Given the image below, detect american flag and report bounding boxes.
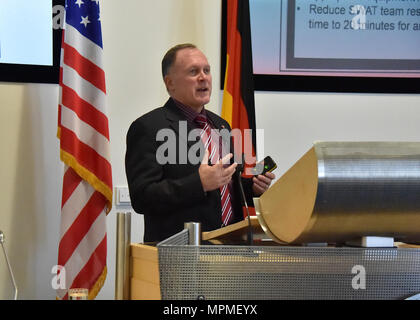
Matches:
[57,0,112,300]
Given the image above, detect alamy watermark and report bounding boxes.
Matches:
[51,265,66,290]
[351,5,367,30]
[155,121,265,175]
[53,5,65,30]
[351,265,366,290]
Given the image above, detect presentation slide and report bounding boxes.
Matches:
[0,0,52,66]
[250,0,420,77]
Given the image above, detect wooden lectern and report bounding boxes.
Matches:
[130,243,161,300]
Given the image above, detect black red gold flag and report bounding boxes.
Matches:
[221,0,257,177]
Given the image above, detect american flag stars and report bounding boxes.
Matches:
[74,0,99,7]
[73,0,100,27]
[75,0,84,8]
[80,16,90,27]
[66,0,103,47]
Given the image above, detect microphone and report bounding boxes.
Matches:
[0,231,18,300]
[235,154,253,245]
[234,155,276,245]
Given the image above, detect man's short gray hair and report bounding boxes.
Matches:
[161,43,197,79]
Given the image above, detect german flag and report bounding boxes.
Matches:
[221,0,256,177]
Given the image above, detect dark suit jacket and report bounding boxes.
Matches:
[125,98,253,242]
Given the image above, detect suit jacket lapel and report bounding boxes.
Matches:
[163,98,200,151]
[206,111,225,130]
[164,98,192,129]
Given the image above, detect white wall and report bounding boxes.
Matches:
[0,83,62,299]
[0,0,419,300]
[256,92,420,179]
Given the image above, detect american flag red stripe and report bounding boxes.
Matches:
[62,42,106,92]
[57,0,112,300]
[61,83,110,139]
[59,126,112,190]
[58,191,106,263]
[61,166,83,206]
[70,236,107,295]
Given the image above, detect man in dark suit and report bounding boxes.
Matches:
[125,44,274,242]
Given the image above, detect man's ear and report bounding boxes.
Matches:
[164,75,174,93]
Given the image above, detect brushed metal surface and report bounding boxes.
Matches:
[115,212,131,300]
[300,142,420,243]
[257,142,420,244]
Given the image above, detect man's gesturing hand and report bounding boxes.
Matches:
[199,150,237,192]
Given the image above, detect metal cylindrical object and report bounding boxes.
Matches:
[258,142,420,244]
[184,222,201,245]
[115,212,131,300]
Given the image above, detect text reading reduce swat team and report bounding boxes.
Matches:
[309,5,420,16]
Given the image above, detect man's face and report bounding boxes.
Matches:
[165,48,212,111]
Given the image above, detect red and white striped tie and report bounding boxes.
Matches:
[195,114,233,226]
